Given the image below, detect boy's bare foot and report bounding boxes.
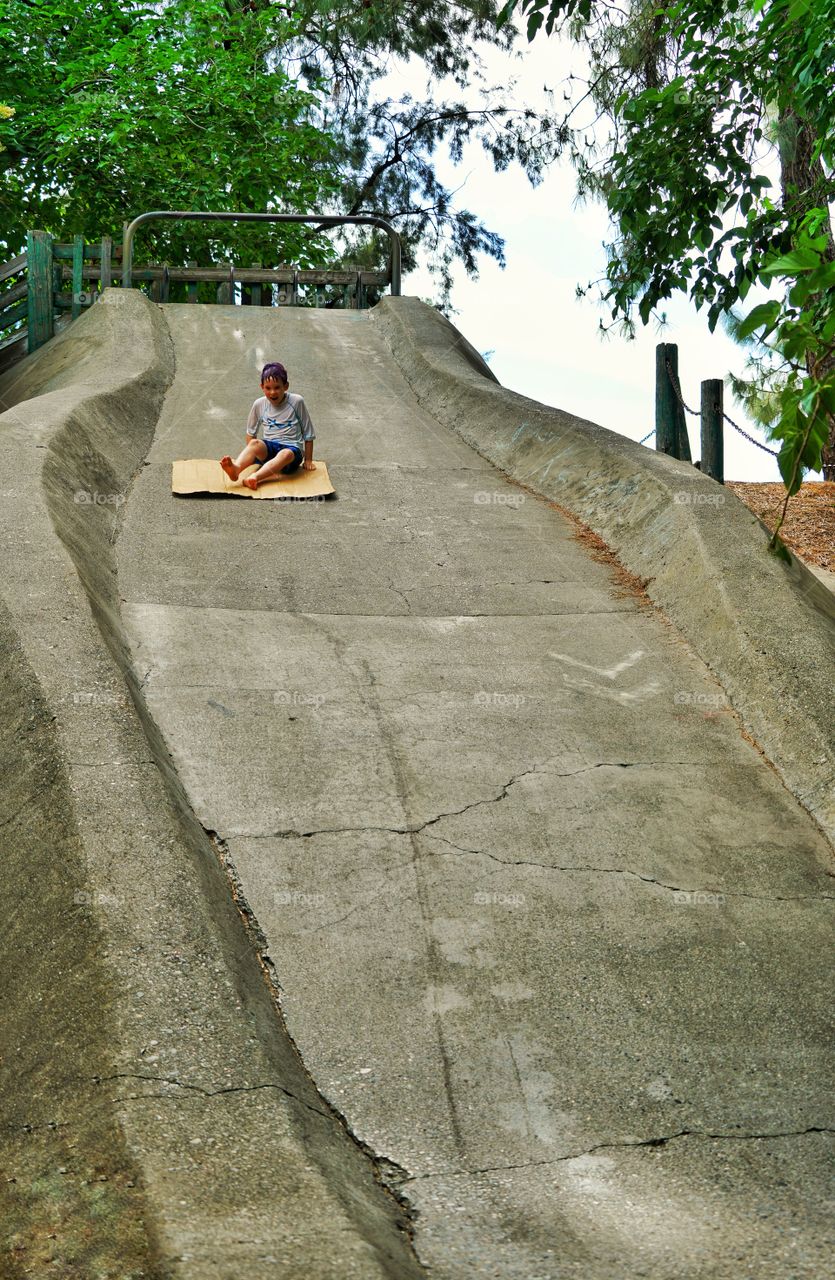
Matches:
[220,455,240,481]
[242,474,259,491]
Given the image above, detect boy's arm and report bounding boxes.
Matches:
[298,396,316,469]
[245,400,261,441]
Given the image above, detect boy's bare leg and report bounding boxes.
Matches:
[221,439,267,481]
[242,448,297,490]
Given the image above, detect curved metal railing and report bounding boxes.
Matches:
[122,210,401,294]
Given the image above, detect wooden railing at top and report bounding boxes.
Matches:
[0,230,390,372]
[0,249,30,371]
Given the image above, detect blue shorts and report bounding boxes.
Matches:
[262,440,303,472]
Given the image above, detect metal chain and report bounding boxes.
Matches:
[665,359,700,417]
[721,409,779,457]
[638,428,654,445]
[665,357,779,458]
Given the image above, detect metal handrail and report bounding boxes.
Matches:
[122,211,402,294]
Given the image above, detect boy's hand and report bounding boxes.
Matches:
[303,459,316,471]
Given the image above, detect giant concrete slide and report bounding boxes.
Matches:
[0,289,833,1279]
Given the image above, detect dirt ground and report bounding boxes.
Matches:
[726,481,834,571]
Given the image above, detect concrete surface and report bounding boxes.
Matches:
[808,562,835,598]
[372,298,835,847]
[0,294,423,1280]
[109,301,835,1277]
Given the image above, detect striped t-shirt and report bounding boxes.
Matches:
[246,392,315,452]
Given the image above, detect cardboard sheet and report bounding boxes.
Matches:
[172,459,334,499]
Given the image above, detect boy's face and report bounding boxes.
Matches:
[262,377,288,404]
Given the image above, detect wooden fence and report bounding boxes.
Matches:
[654,342,779,483]
[0,230,389,372]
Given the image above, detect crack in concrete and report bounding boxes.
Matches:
[303,886,393,935]
[420,833,835,902]
[199,825,423,1241]
[219,758,832,902]
[230,762,549,841]
[401,1126,835,1183]
[226,761,710,842]
[89,1072,331,1118]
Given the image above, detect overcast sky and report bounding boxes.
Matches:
[379,34,801,483]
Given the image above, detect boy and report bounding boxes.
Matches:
[220,361,316,490]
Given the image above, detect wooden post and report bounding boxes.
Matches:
[216,263,233,304]
[71,235,85,317]
[655,344,678,456]
[248,263,262,307]
[186,261,197,303]
[700,379,724,484]
[100,236,112,290]
[26,230,54,352]
[121,221,129,288]
[655,343,692,461]
[160,265,170,304]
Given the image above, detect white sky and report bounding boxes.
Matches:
[377,33,806,482]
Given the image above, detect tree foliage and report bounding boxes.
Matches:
[498,0,835,485]
[0,0,341,267]
[286,0,565,297]
[0,0,563,298]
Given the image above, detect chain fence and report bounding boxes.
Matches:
[664,358,779,458]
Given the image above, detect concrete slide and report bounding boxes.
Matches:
[0,289,833,1279]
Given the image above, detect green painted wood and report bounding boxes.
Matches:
[0,252,27,283]
[71,235,84,317]
[54,242,108,258]
[700,379,724,484]
[0,299,28,328]
[100,236,112,289]
[0,280,28,310]
[26,230,54,353]
[655,343,691,459]
[186,261,198,303]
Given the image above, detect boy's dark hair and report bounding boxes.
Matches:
[261,361,288,384]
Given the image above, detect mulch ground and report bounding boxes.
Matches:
[726,481,835,571]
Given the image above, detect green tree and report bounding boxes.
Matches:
[287,0,564,298]
[0,0,563,300]
[498,0,835,488]
[0,0,341,267]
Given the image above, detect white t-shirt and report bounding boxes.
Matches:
[246,392,315,451]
